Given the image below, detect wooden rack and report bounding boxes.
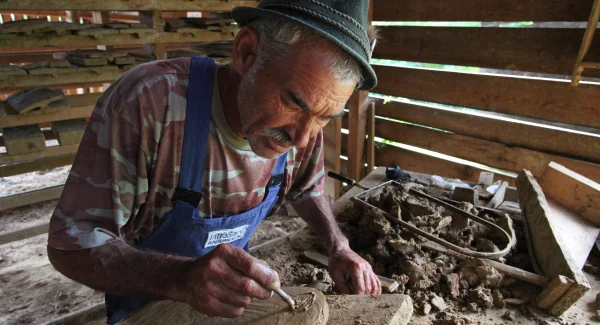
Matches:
[0,1,253,181]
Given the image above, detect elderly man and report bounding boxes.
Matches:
[47,0,380,323]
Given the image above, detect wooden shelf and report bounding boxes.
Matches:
[1,93,99,128]
[0,30,236,50]
[0,69,123,90]
[0,0,257,11]
[0,143,79,165]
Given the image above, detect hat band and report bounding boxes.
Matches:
[259,1,372,59]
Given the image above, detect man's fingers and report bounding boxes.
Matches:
[218,244,280,290]
[208,281,252,308]
[362,271,372,294]
[330,271,351,294]
[219,265,272,300]
[351,270,366,294]
[370,274,381,295]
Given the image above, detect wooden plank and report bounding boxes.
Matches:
[0,185,63,212]
[373,68,600,131]
[0,153,75,177]
[372,0,595,21]
[375,119,600,183]
[0,221,49,245]
[0,0,258,11]
[0,144,79,164]
[0,30,236,50]
[0,93,98,128]
[374,27,600,78]
[516,170,591,315]
[0,69,123,89]
[347,91,369,181]
[539,162,600,227]
[374,98,600,163]
[571,0,600,85]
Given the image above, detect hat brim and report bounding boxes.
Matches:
[232,6,377,90]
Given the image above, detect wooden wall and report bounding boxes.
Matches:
[353,0,600,186]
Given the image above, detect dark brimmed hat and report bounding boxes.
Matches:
[232,0,377,90]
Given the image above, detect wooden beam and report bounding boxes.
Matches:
[0,0,258,11]
[0,221,49,245]
[0,153,75,177]
[0,185,63,212]
[373,65,600,130]
[347,91,369,181]
[571,0,600,85]
[0,144,79,165]
[516,170,591,315]
[372,0,595,22]
[0,30,236,50]
[375,119,600,183]
[374,99,600,164]
[374,27,600,78]
[539,162,600,227]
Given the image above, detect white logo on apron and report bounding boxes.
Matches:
[205,225,249,248]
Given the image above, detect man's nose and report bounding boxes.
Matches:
[285,116,313,149]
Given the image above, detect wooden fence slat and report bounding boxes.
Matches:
[375,100,600,164]
[372,0,595,22]
[340,134,515,185]
[373,65,600,129]
[374,27,600,78]
[375,119,600,183]
[0,222,49,245]
[323,119,342,200]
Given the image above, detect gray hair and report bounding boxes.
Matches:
[247,18,364,87]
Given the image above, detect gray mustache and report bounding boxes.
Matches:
[261,128,294,147]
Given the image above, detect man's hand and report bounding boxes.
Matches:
[328,247,381,295]
[175,244,280,318]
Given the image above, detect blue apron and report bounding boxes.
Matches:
[105,56,288,324]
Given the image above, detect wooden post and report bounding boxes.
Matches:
[140,10,167,60]
[366,102,376,172]
[346,0,373,181]
[347,90,369,181]
[323,118,342,200]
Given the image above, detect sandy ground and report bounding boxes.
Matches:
[0,166,306,325]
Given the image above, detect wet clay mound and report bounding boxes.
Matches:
[338,183,537,315]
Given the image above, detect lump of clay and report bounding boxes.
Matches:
[459,258,503,288]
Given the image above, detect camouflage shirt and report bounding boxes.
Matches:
[48,58,325,250]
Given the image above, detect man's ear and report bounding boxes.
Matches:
[232,26,259,76]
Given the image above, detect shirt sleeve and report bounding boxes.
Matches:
[48,68,150,250]
[285,130,326,203]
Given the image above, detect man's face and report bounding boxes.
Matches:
[237,40,356,159]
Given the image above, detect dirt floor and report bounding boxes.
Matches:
[0,166,306,325]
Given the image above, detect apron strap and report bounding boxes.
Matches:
[265,152,288,198]
[175,56,216,207]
